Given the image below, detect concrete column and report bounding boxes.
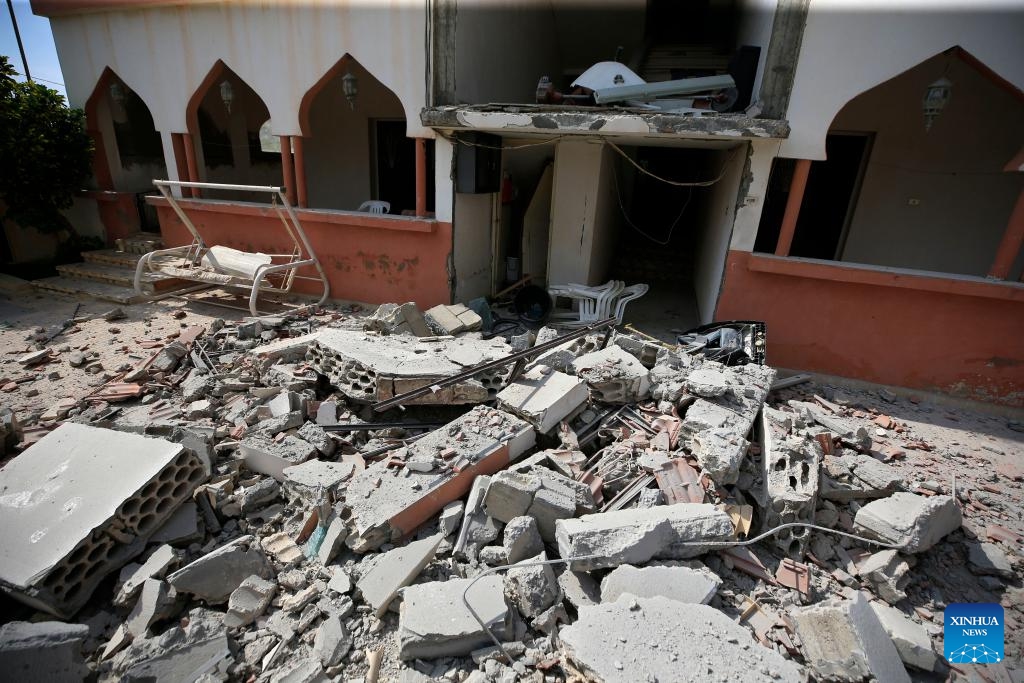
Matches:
[988,188,1024,280]
[433,136,454,223]
[181,132,201,198]
[774,158,812,256]
[160,131,184,198]
[415,138,428,217]
[293,136,308,208]
[280,135,296,207]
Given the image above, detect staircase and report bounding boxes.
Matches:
[32,234,189,304]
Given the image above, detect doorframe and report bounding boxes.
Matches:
[829,130,875,261]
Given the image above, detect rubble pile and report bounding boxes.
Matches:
[0,299,1020,682]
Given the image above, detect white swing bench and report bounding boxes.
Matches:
[134,180,330,317]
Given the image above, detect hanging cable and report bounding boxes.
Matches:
[438,131,565,151]
[611,159,692,246]
[608,141,737,187]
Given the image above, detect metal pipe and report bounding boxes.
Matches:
[593,74,735,104]
[372,317,617,412]
[154,180,287,193]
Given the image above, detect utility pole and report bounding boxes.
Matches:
[6,0,31,81]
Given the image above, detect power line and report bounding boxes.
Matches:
[5,0,30,81]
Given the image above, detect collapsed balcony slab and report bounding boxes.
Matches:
[306,329,515,404]
[345,406,535,551]
[0,423,207,618]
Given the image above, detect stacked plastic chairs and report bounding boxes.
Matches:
[547,280,649,327]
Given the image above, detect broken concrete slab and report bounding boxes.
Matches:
[559,597,802,683]
[869,601,938,672]
[967,541,1014,578]
[572,345,650,404]
[854,493,961,553]
[282,459,354,504]
[345,406,535,552]
[439,501,464,537]
[555,504,734,571]
[397,576,512,660]
[316,515,348,565]
[239,433,317,482]
[313,615,352,668]
[0,423,206,617]
[357,534,443,617]
[307,329,513,404]
[599,564,720,605]
[858,549,911,604]
[125,578,180,638]
[484,465,594,542]
[505,552,559,619]
[296,422,335,457]
[261,532,304,566]
[792,592,910,683]
[167,535,273,604]
[237,478,280,513]
[495,367,588,433]
[114,544,178,607]
[692,427,748,486]
[223,575,277,628]
[0,621,90,683]
[503,516,544,565]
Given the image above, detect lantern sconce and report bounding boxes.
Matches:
[922,76,952,132]
[220,79,235,114]
[109,81,127,108]
[342,70,358,110]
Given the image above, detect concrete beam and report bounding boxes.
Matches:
[758,0,811,119]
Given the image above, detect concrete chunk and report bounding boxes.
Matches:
[692,428,748,485]
[967,541,1014,578]
[0,423,204,618]
[495,368,588,433]
[357,534,442,617]
[282,459,354,504]
[869,601,939,671]
[261,531,304,566]
[223,575,277,628]
[572,345,651,404]
[167,535,273,603]
[398,576,511,660]
[114,544,178,607]
[0,621,90,683]
[555,504,734,571]
[313,615,352,668]
[505,552,558,619]
[296,422,335,457]
[600,564,720,605]
[240,433,317,482]
[792,593,910,683]
[503,516,544,564]
[125,578,179,638]
[559,597,802,683]
[858,549,911,604]
[854,493,961,553]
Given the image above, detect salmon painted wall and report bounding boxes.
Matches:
[151,199,451,309]
[716,250,1024,406]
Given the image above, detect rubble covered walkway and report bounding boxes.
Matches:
[0,288,1020,683]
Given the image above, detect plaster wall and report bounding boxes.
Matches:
[833,55,1023,278]
[46,2,431,137]
[453,191,495,301]
[781,1,1024,160]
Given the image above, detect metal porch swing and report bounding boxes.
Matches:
[133,180,330,316]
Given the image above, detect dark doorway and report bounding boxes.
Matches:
[789,132,873,260]
[373,120,434,215]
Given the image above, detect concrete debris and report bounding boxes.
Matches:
[572,345,651,404]
[503,515,545,564]
[560,597,802,683]
[167,535,273,603]
[0,423,205,617]
[0,300,1012,683]
[599,564,720,604]
[792,593,910,683]
[854,493,962,553]
[495,367,588,433]
[357,534,443,617]
[505,552,559,618]
[555,504,735,571]
[397,576,512,660]
[0,621,90,683]
[223,574,277,627]
[868,601,939,671]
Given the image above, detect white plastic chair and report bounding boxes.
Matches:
[548,280,626,327]
[611,283,649,324]
[358,200,391,214]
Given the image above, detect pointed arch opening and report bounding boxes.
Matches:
[297,54,432,214]
[185,61,281,201]
[84,68,166,194]
[755,47,1024,280]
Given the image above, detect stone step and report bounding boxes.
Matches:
[116,233,164,255]
[31,276,150,305]
[55,262,185,293]
[81,249,142,268]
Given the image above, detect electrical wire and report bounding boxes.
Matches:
[438,131,565,151]
[608,141,738,187]
[611,159,692,246]
[461,520,906,664]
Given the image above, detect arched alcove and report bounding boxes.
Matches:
[186,61,281,200]
[299,55,427,213]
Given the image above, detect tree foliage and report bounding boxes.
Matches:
[0,55,93,234]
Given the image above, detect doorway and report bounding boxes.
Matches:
[372,120,434,215]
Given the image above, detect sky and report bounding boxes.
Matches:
[1,0,67,100]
